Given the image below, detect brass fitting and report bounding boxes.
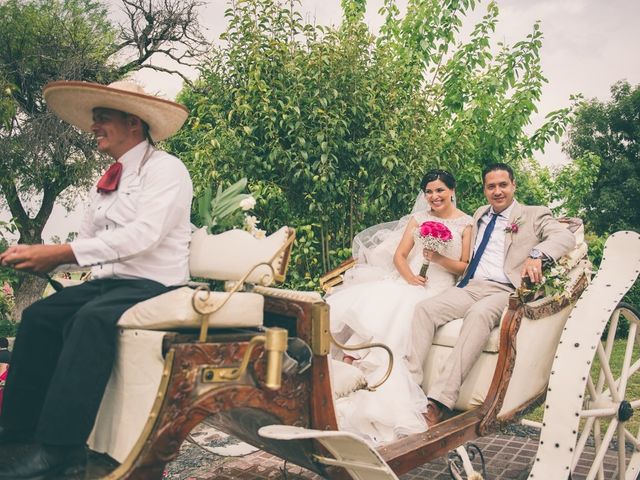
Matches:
[200,327,288,391]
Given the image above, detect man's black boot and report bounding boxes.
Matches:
[0,443,86,479]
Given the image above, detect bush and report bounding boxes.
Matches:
[168,0,571,289]
[0,319,17,338]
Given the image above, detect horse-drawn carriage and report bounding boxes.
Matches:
[64,219,640,479]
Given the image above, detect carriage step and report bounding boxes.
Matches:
[448,443,486,480]
[258,425,399,480]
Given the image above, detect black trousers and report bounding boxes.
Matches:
[0,278,168,446]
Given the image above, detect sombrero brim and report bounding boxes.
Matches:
[43,81,189,142]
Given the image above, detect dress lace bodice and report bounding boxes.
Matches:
[408,212,472,286]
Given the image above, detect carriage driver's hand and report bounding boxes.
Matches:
[0,244,77,274]
[521,257,543,284]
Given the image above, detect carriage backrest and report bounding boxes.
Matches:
[189,226,295,285]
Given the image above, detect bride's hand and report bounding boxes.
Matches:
[407,274,427,286]
[423,249,440,263]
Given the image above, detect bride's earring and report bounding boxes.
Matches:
[451,195,456,203]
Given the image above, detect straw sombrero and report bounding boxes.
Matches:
[43,80,189,142]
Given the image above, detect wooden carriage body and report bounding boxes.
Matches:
[71,220,640,480]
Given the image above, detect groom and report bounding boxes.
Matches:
[407,163,575,426]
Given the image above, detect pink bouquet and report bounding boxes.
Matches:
[414,221,453,277]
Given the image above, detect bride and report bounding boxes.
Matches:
[327,169,472,444]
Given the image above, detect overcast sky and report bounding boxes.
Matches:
[6,0,640,241]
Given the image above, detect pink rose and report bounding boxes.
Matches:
[418,221,452,241]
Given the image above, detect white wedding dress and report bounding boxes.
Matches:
[327,210,472,444]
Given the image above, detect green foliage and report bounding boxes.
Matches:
[547,153,601,218]
[0,320,17,338]
[197,178,254,234]
[169,0,572,289]
[553,80,640,333]
[563,81,640,235]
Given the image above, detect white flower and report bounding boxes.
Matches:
[239,196,256,211]
[252,228,266,239]
[244,215,259,229]
[549,265,566,277]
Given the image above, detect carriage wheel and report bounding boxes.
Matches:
[570,303,640,480]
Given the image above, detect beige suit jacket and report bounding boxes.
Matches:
[466,200,575,288]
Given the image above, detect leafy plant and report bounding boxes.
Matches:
[197,178,254,233]
[516,258,573,303]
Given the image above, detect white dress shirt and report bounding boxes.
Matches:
[471,201,516,285]
[71,141,193,286]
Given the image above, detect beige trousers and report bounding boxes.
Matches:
[407,279,514,409]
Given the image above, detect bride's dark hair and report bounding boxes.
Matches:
[420,169,456,191]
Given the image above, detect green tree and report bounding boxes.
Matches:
[169,0,571,288]
[552,81,640,314]
[0,0,207,315]
[562,80,640,235]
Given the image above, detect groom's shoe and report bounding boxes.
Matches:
[0,443,86,479]
[424,401,446,427]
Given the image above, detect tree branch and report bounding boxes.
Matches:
[111,0,209,79]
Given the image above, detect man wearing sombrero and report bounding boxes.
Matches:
[0,80,193,478]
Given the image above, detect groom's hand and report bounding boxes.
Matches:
[521,258,543,284]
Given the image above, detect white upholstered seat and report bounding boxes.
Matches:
[116,226,292,331]
[118,287,264,330]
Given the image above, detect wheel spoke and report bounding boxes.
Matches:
[587,375,599,400]
[594,420,605,480]
[625,357,640,383]
[598,310,620,393]
[618,422,627,480]
[618,322,638,396]
[573,416,596,470]
[624,428,640,449]
[603,357,640,399]
[581,407,618,418]
[597,342,623,402]
[587,418,618,480]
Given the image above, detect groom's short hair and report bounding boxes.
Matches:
[482,163,515,184]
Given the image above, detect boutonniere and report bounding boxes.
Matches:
[504,218,522,234]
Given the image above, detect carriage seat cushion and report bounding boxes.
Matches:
[330,358,368,399]
[118,286,264,330]
[431,308,506,353]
